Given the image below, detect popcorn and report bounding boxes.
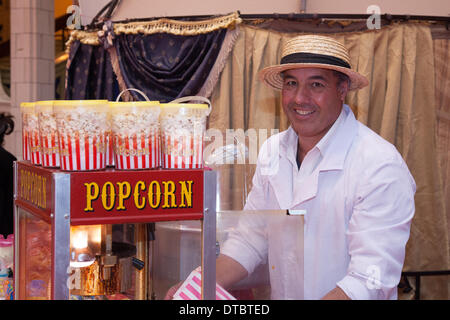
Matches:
[55,101,110,171]
[20,103,40,165]
[36,101,60,168]
[160,105,209,169]
[110,102,160,170]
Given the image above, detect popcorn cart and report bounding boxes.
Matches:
[13,161,217,300]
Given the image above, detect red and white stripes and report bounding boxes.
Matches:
[162,134,204,169]
[173,267,235,300]
[30,130,41,165]
[58,133,107,171]
[22,129,31,161]
[106,132,114,167]
[40,133,60,168]
[113,133,160,170]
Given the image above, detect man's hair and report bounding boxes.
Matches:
[333,70,350,88]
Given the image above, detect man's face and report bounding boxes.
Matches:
[281,68,348,144]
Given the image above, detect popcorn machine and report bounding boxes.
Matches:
[13,161,217,300]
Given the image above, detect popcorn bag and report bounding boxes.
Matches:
[173,267,236,300]
[36,101,60,168]
[160,96,211,169]
[111,89,161,170]
[54,100,110,171]
[20,102,36,163]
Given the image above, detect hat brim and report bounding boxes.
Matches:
[258,63,369,91]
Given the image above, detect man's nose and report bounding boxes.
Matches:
[294,84,311,105]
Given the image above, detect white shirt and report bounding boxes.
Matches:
[221,104,416,300]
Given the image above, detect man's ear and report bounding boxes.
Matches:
[338,80,349,102]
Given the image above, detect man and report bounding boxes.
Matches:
[167,35,416,300]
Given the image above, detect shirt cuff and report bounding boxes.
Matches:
[220,238,259,275]
[336,273,378,300]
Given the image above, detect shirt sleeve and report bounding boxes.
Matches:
[220,152,270,275]
[337,156,416,300]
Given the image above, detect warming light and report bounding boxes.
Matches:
[70,227,95,268]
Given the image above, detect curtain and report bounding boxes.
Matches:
[65,36,120,100]
[64,13,241,102]
[209,23,449,299]
[434,37,450,299]
[114,30,227,102]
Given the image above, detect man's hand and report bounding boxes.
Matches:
[321,286,351,300]
[164,255,247,300]
[164,281,182,300]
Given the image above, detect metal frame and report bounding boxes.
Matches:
[52,172,71,300]
[13,162,19,300]
[201,170,217,300]
[400,270,450,300]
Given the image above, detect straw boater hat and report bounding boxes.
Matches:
[259,35,369,91]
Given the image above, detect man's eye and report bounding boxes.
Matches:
[311,82,325,88]
[284,80,297,87]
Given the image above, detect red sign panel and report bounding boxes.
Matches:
[15,161,54,221]
[70,169,205,225]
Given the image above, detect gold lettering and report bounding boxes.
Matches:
[26,170,30,201]
[148,181,161,209]
[117,181,131,210]
[134,181,146,209]
[162,181,177,208]
[42,177,47,209]
[31,172,36,205]
[20,169,24,200]
[37,175,41,208]
[178,180,193,208]
[101,182,115,211]
[84,182,100,212]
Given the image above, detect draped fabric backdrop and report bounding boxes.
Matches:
[433,36,450,299]
[115,30,227,102]
[65,13,241,102]
[65,37,120,100]
[208,23,449,299]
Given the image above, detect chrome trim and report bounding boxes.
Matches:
[52,172,71,300]
[201,170,217,300]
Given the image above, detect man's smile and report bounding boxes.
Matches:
[294,109,315,116]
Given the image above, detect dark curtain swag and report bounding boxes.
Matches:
[64,13,240,102]
[65,40,120,100]
[115,30,227,102]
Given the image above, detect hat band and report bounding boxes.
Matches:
[280,52,351,69]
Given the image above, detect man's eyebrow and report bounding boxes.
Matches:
[308,75,328,82]
[282,74,296,80]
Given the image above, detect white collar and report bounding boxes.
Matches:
[280,104,358,171]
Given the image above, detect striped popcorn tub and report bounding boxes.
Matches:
[160,96,211,169]
[36,101,60,168]
[19,102,37,163]
[54,100,110,171]
[173,267,236,300]
[110,99,160,170]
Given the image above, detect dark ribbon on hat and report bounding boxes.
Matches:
[281,52,351,69]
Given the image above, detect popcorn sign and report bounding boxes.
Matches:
[70,169,206,225]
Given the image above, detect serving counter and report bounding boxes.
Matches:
[13,160,217,300]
